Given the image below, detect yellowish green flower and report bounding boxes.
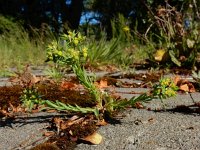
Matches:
[82,47,88,59]
[57,51,63,56]
[160,78,171,86]
[164,88,176,97]
[123,26,130,32]
[73,37,79,45]
[70,50,79,61]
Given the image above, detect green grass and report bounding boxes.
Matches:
[0,16,52,74]
[0,35,46,68]
[0,14,151,77]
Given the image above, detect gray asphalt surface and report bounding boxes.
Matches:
[0,70,200,150]
[75,93,200,150]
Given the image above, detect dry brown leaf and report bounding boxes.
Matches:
[82,132,103,145]
[60,81,77,90]
[53,116,84,131]
[179,84,189,92]
[9,102,24,113]
[99,79,108,88]
[95,79,108,89]
[176,77,196,93]
[188,83,196,93]
[134,102,145,109]
[0,110,7,118]
[52,117,63,131]
[31,109,40,113]
[96,119,107,126]
[31,75,40,84]
[173,75,181,85]
[63,117,84,128]
[43,131,55,137]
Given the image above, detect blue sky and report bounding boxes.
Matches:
[80,12,100,25]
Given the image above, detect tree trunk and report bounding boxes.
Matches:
[61,0,84,32]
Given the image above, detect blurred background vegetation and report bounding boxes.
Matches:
[0,0,200,75]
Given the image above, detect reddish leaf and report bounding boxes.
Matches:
[43,131,55,137]
[60,81,77,90]
[97,79,108,88]
[179,84,189,92]
[173,75,181,85]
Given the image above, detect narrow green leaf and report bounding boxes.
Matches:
[169,50,181,67]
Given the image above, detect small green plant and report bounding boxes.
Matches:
[46,31,103,115]
[44,30,179,117]
[43,66,64,82]
[20,87,43,112]
[45,30,155,117]
[152,77,179,107]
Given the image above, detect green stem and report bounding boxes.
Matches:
[72,64,103,109]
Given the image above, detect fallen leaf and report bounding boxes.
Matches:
[134,102,144,109]
[0,110,7,118]
[96,119,107,126]
[173,75,181,85]
[60,81,77,90]
[154,49,169,62]
[82,132,103,145]
[179,84,189,92]
[188,83,196,93]
[43,131,55,137]
[99,79,108,88]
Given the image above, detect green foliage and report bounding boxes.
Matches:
[45,30,156,117]
[0,15,21,35]
[46,31,88,65]
[43,66,64,82]
[111,14,132,41]
[46,31,103,110]
[20,87,43,112]
[147,2,200,68]
[152,77,179,103]
[86,35,123,66]
[45,30,180,117]
[110,93,153,111]
[44,100,99,117]
[0,16,48,71]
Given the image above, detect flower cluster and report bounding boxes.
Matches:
[46,31,88,66]
[152,77,179,100]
